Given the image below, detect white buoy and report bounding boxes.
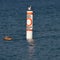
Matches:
[26,6,33,40]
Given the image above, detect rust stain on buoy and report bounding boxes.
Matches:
[3,36,12,41]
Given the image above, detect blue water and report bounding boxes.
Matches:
[0,0,60,60]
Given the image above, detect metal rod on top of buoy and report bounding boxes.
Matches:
[26,6,33,40]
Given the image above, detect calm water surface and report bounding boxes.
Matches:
[0,0,60,60]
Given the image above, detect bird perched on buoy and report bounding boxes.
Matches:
[28,6,31,10]
[3,36,12,41]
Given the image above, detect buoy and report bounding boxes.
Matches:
[26,6,33,40]
[3,36,12,41]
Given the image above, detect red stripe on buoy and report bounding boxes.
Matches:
[27,12,33,15]
[26,29,32,31]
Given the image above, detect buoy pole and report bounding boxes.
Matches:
[26,6,33,40]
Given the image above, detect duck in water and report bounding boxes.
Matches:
[3,36,12,41]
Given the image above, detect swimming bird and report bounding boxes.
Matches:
[3,36,12,41]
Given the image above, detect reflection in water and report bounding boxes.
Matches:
[27,39,35,60]
[27,39,34,46]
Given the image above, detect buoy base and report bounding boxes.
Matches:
[26,39,34,46]
[26,31,33,40]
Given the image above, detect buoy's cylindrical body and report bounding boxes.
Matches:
[26,9,33,40]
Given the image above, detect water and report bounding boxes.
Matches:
[0,0,60,60]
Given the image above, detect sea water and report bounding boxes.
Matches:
[0,0,60,60]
